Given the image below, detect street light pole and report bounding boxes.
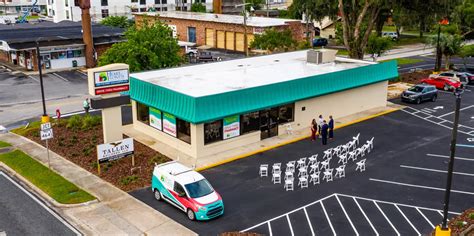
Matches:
[435,24,442,72]
[36,41,48,121]
[236,3,252,57]
[438,89,462,233]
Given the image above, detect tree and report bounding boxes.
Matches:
[365,34,393,61]
[290,0,338,43]
[245,0,264,10]
[429,33,464,69]
[101,16,131,28]
[249,28,296,52]
[98,21,182,72]
[453,0,474,36]
[191,2,206,13]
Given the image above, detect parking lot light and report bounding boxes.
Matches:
[36,40,48,122]
[439,89,462,233]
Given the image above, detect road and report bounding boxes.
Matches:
[0,171,79,236]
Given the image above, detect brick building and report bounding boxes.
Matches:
[0,21,124,71]
[135,11,310,52]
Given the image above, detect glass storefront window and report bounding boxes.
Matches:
[204,120,222,144]
[137,102,149,124]
[278,103,294,124]
[73,50,83,57]
[58,51,66,59]
[240,111,260,135]
[51,52,59,59]
[177,119,191,144]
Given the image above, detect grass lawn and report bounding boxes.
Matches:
[383,58,424,65]
[336,49,349,56]
[11,120,41,136]
[0,150,95,204]
[0,141,11,148]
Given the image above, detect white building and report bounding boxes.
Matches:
[0,0,47,15]
[46,0,213,23]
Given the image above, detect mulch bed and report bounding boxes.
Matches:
[24,121,170,192]
[431,208,474,235]
[389,69,434,85]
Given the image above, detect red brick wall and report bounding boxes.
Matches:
[95,43,114,59]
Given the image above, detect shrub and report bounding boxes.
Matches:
[120,175,139,185]
[81,115,101,130]
[469,212,474,220]
[148,154,169,165]
[66,115,83,130]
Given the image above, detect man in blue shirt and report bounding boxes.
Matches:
[328,115,334,140]
[321,120,329,145]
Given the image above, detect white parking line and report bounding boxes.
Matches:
[286,214,295,236]
[400,165,474,177]
[51,73,69,82]
[369,178,474,196]
[427,153,474,162]
[335,195,359,236]
[437,211,443,217]
[401,108,474,136]
[394,204,421,235]
[352,197,379,236]
[28,75,39,83]
[268,222,273,236]
[374,201,400,236]
[320,201,336,236]
[438,105,474,118]
[416,208,435,229]
[303,208,316,236]
[0,172,81,235]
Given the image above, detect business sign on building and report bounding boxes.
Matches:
[97,138,134,163]
[94,69,129,87]
[223,115,240,139]
[149,107,162,131]
[253,27,265,35]
[163,112,177,137]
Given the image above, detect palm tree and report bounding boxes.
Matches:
[429,33,464,69]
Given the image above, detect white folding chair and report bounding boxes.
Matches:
[308,154,318,166]
[323,149,333,159]
[350,140,357,151]
[309,162,319,173]
[286,161,296,173]
[323,168,334,182]
[356,147,365,158]
[341,144,349,155]
[347,150,357,162]
[338,153,347,164]
[364,143,371,154]
[284,179,294,191]
[298,176,308,189]
[320,159,330,170]
[272,172,281,184]
[367,137,374,151]
[335,164,346,178]
[310,171,320,185]
[297,157,307,168]
[356,159,366,172]
[333,146,342,156]
[259,164,268,177]
[285,171,294,181]
[353,133,360,145]
[285,123,294,135]
[298,165,308,177]
[272,163,281,174]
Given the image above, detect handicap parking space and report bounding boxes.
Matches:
[130,87,474,235]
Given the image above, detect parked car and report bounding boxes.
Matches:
[457,72,474,84]
[429,71,469,86]
[184,45,198,56]
[312,38,328,47]
[454,66,474,74]
[382,32,399,40]
[420,77,462,91]
[152,161,224,221]
[197,51,222,62]
[401,84,438,104]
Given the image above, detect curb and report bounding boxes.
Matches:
[196,107,401,172]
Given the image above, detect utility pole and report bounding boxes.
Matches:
[435,88,463,236]
[236,3,252,57]
[79,0,96,68]
[36,41,49,123]
[435,17,449,72]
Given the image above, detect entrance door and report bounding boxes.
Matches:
[188,27,196,43]
[260,108,279,140]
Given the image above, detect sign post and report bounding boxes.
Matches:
[40,122,53,168]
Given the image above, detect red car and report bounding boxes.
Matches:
[420,77,462,91]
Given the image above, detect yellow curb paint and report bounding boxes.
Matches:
[196,107,401,172]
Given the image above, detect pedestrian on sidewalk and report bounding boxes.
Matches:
[321,120,329,145]
[328,115,334,140]
[310,119,317,141]
[317,115,323,137]
[83,98,90,114]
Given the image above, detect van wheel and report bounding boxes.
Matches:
[431,95,437,102]
[154,189,162,201]
[187,209,195,221]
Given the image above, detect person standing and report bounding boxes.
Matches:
[310,119,317,141]
[321,120,329,145]
[83,98,90,114]
[317,115,323,137]
[328,115,334,140]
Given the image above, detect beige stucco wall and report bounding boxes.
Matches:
[320,25,336,39]
[129,80,387,160]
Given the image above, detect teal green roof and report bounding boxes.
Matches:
[130,60,398,124]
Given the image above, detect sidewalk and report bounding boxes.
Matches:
[0,133,196,236]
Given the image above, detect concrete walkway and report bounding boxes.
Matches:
[0,133,196,236]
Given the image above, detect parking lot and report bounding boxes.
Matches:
[130,85,474,235]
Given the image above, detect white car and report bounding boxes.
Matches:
[429,71,469,86]
[382,32,398,40]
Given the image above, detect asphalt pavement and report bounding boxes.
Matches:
[130,87,474,235]
[0,171,79,236]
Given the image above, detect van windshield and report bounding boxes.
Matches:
[185,179,214,198]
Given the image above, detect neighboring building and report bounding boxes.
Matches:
[135,11,310,52]
[0,0,46,15]
[46,0,214,23]
[0,21,124,71]
[314,17,340,39]
[126,50,398,162]
[212,0,242,15]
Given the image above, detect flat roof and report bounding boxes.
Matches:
[135,11,301,27]
[131,50,373,98]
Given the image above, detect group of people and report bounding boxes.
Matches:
[311,115,334,145]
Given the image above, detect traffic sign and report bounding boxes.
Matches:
[40,128,53,140]
[41,122,51,131]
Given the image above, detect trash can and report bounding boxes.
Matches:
[72,60,77,67]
